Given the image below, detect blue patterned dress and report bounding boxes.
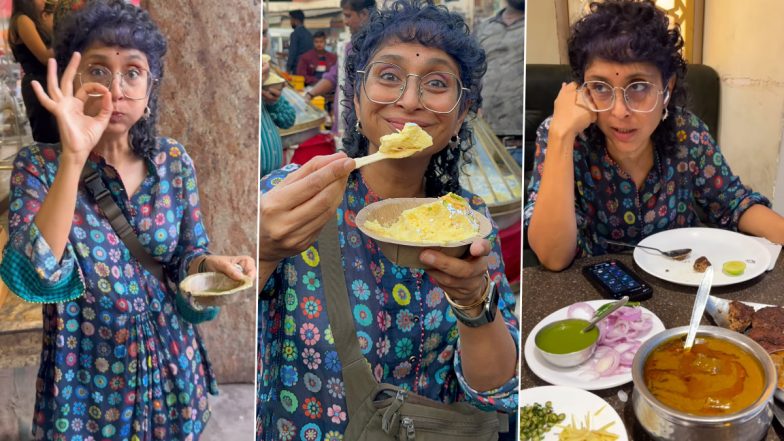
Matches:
[257,167,519,441]
[524,111,770,257]
[1,139,217,441]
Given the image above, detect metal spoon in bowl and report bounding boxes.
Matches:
[604,239,692,260]
[582,296,629,333]
[684,266,714,351]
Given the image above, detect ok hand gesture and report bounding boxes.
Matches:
[32,52,113,164]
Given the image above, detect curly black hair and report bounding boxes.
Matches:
[54,0,167,158]
[568,0,687,153]
[342,0,486,197]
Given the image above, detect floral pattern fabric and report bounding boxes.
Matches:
[524,111,770,257]
[257,168,519,440]
[0,139,217,441]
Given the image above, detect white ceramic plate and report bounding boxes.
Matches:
[519,385,628,441]
[633,228,771,287]
[524,300,665,390]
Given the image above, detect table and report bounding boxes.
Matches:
[521,252,784,440]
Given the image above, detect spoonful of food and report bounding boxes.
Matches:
[353,122,433,169]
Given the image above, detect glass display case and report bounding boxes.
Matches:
[460,116,522,229]
[0,60,29,170]
[278,86,328,148]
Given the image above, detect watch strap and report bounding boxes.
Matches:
[450,278,499,328]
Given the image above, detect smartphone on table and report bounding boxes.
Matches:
[582,259,653,301]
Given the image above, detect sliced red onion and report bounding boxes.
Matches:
[619,350,636,366]
[593,345,611,359]
[614,306,642,322]
[613,342,635,355]
[567,302,595,321]
[579,308,654,378]
[601,321,629,344]
[594,348,620,377]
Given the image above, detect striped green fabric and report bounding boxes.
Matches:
[0,246,85,304]
[260,96,296,177]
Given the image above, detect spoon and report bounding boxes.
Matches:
[683,266,714,351]
[604,239,692,260]
[582,296,629,333]
[353,148,418,168]
[353,122,432,169]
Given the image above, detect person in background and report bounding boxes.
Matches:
[286,9,313,74]
[262,18,296,177]
[304,0,375,134]
[296,30,337,86]
[8,0,58,143]
[474,0,524,165]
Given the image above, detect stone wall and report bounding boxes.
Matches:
[145,0,260,383]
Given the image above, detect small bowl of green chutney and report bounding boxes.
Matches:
[534,318,599,368]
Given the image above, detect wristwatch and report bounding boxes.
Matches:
[447,277,499,328]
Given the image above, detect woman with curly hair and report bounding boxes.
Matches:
[0,1,255,439]
[525,0,784,270]
[257,0,518,438]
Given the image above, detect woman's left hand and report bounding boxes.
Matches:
[201,255,257,281]
[420,239,491,307]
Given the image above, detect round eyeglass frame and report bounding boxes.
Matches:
[78,64,157,100]
[356,61,470,114]
[578,80,666,113]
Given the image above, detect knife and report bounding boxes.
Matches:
[684,266,714,351]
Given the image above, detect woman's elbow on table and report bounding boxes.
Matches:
[529,232,576,271]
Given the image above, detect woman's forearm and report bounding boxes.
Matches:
[33,156,84,261]
[258,259,279,288]
[738,204,784,244]
[528,129,579,271]
[458,309,517,392]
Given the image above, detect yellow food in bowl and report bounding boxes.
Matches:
[378,122,433,158]
[643,335,765,416]
[364,193,478,243]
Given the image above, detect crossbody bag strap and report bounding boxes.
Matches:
[80,165,166,282]
[318,216,378,415]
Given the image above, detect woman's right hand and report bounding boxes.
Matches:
[550,82,597,139]
[32,52,113,165]
[259,153,355,268]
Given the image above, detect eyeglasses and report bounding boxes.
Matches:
[578,80,666,113]
[356,62,469,114]
[78,64,156,100]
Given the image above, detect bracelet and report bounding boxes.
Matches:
[443,272,491,311]
[198,256,209,273]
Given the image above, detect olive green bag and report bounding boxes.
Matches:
[319,219,508,441]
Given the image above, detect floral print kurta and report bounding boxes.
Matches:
[524,111,770,257]
[0,139,216,441]
[257,168,519,441]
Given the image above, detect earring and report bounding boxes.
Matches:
[355,120,362,133]
[662,107,669,121]
[449,134,460,148]
[143,106,151,120]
